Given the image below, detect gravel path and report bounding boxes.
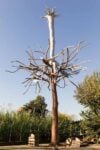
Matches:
[0,144,99,150]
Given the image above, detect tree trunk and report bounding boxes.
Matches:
[51,79,59,146]
[44,9,59,146]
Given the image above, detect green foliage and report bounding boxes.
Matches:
[58,113,70,141]
[0,111,51,144]
[58,113,82,141]
[0,94,80,144]
[20,95,48,118]
[75,72,100,137]
[80,110,100,137]
[75,72,100,115]
[0,111,32,143]
[0,110,78,144]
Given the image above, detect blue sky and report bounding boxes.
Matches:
[0,0,100,119]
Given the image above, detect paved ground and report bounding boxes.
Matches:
[0,144,99,150]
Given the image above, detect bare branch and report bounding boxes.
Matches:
[9,10,86,94]
[6,68,20,73]
[68,79,79,88]
[56,77,67,88]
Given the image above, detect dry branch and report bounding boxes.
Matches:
[8,41,85,92]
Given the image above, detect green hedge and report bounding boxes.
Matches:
[0,111,81,144]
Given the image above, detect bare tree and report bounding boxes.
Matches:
[9,9,85,146]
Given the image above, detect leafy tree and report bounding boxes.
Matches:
[80,110,100,138]
[75,72,100,115]
[74,72,100,137]
[20,95,48,117]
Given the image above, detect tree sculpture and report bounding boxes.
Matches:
[9,9,85,146]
